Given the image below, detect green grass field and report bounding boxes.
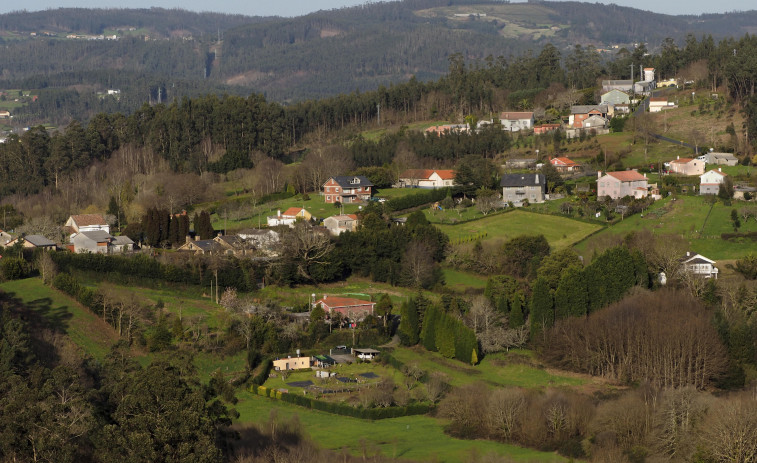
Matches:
[576,195,757,260]
[390,347,584,389]
[0,278,117,360]
[437,210,602,249]
[442,268,488,291]
[235,391,567,462]
[263,360,406,397]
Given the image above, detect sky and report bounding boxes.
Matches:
[1,0,755,18]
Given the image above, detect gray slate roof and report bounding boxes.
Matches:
[329,176,374,188]
[24,235,56,247]
[500,173,546,187]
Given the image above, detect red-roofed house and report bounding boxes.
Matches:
[398,169,456,188]
[597,170,649,199]
[266,207,312,227]
[700,168,728,195]
[669,156,704,176]
[323,214,359,236]
[64,214,109,235]
[550,157,580,173]
[314,295,376,322]
[649,97,673,112]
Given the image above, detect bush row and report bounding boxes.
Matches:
[248,383,432,420]
[386,188,451,212]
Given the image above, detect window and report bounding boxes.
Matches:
[326,196,331,201]
[335,187,340,193]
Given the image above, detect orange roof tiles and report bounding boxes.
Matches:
[71,214,107,226]
[605,171,647,182]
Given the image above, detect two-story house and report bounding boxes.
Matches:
[500,173,546,205]
[499,112,534,132]
[569,105,608,129]
[323,176,373,204]
[597,170,649,199]
[700,168,728,195]
[323,214,359,236]
[64,214,110,236]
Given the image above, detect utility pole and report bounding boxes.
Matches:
[377,103,381,126]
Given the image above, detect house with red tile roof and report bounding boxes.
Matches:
[323,214,359,236]
[64,214,109,235]
[597,170,649,199]
[313,295,376,322]
[266,207,312,227]
[398,169,456,188]
[549,157,580,173]
[669,156,704,176]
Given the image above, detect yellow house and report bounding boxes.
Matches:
[273,355,311,371]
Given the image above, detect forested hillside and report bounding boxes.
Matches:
[2,0,757,125]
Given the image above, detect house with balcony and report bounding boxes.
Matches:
[500,173,546,205]
[323,176,373,204]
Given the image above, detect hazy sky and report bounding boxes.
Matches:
[2,0,755,18]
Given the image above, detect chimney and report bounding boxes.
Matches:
[644,173,647,178]
[719,168,722,172]
[677,155,680,160]
[185,235,192,244]
[296,348,301,357]
[597,171,602,179]
[686,251,690,257]
[277,209,281,217]
[323,294,327,300]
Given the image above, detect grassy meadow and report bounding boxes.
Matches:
[389,347,585,390]
[234,391,568,463]
[437,209,602,249]
[0,278,118,360]
[575,195,757,260]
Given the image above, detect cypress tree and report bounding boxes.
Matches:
[554,264,587,320]
[529,277,554,338]
[398,300,419,346]
[509,293,525,328]
[435,316,455,358]
[420,305,440,352]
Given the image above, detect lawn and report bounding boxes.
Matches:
[389,347,584,389]
[256,277,419,308]
[208,188,421,231]
[0,278,118,360]
[442,268,488,291]
[437,209,602,249]
[234,391,567,462]
[263,360,406,397]
[576,195,757,260]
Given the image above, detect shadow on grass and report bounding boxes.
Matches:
[0,291,71,366]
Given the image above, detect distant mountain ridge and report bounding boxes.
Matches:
[1,0,756,121]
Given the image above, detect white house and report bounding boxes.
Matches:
[499,112,534,132]
[700,168,728,195]
[64,214,110,235]
[682,252,718,279]
[398,169,456,188]
[266,207,312,227]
